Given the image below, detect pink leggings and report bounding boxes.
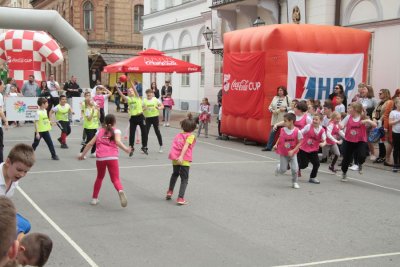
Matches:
[92,160,123,198]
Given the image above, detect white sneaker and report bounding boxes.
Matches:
[118,190,128,208]
[292,182,300,189]
[349,165,359,171]
[275,164,280,176]
[90,153,96,158]
[163,123,166,127]
[166,123,170,127]
[159,146,163,153]
[90,198,99,205]
[369,155,377,161]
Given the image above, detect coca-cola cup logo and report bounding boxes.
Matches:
[230,79,261,91]
[144,57,177,66]
[7,56,33,63]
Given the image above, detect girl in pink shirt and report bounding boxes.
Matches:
[298,114,326,184]
[166,113,197,205]
[340,102,376,181]
[79,114,132,207]
[93,86,112,124]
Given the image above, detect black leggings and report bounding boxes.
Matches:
[393,132,400,167]
[145,116,163,146]
[169,165,190,198]
[341,140,368,174]
[298,150,320,178]
[80,128,97,154]
[129,114,148,148]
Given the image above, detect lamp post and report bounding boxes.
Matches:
[253,16,266,27]
[202,26,224,57]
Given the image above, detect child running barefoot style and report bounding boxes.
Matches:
[197,97,211,138]
[389,98,400,172]
[32,97,59,160]
[50,95,73,149]
[340,102,376,181]
[80,92,99,158]
[78,114,131,207]
[116,80,148,156]
[323,111,344,173]
[166,113,197,205]
[298,114,327,183]
[143,89,164,153]
[273,113,303,189]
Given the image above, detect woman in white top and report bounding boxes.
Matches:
[262,86,292,151]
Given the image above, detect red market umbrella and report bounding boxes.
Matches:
[103,48,201,73]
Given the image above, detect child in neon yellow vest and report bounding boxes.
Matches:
[50,95,73,149]
[80,92,99,158]
[32,97,59,160]
[116,79,148,156]
[143,88,164,153]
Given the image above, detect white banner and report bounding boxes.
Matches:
[5,97,39,121]
[5,97,108,121]
[287,52,364,101]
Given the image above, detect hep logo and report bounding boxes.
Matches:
[296,77,355,100]
[223,74,231,92]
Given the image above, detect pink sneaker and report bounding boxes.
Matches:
[166,190,173,200]
[177,197,188,205]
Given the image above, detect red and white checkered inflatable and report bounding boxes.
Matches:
[0,30,64,89]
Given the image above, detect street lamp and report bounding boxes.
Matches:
[202,26,224,57]
[253,16,265,27]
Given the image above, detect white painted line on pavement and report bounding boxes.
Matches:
[271,251,400,266]
[29,160,274,174]
[16,186,99,267]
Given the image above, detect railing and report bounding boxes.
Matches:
[212,0,243,7]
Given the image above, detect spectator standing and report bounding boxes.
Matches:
[134,79,143,97]
[64,76,82,121]
[21,75,40,97]
[329,84,347,112]
[151,82,160,99]
[161,81,172,121]
[39,81,53,116]
[4,78,16,96]
[47,74,61,106]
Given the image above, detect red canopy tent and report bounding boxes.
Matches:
[103,48,201,73]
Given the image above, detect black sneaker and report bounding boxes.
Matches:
[52,155,60,160]
[141,147,148,155]
[61,144,68,149]
[261,148,271,151]
[129,146,134,157]
[57,137,62,144]
[358,165,363,174]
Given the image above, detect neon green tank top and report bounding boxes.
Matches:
[37,109,51,132]
[127,96,143,116]
[55,104,70,122]
[83,107,99,129]
[143,97,160,118]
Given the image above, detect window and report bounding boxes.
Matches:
[134,5,144,33]
[181,54,190,86]
[83,1,94,31]
[105,5,109,32]
[200,52,205,86]
[150,0,158,13]
[165,0,174,8]
[214,54,223,86]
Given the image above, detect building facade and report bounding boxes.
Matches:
[30,0,144,86]
[143,0,400,112]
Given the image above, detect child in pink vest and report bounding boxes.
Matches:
[340,102,376,181]
[322,111,344,173]
[273,113,303,189]
[162,93,175,127]
[166,113,197,205]
[273,101,311,131]
[298,114,327,184]
[78,114,132,207]
[93,85,112,124]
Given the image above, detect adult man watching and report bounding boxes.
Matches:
[21,75,40,97]
[63,75,81,98]
[47,74,61,106]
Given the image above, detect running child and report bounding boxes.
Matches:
[166,113,197,205]
[389,98,400,172]
[32,98,59,160]
[298,114,326,183]
[50,95,73,149]
[340,102,376,181]
[322,111,344,172]
[197,97,211,138]
[143,89,164,153]
[273,113,303,189]
[79,114,131,207]
[93,85,112,124]
[162,92,174,127]
[80,92,99,158]
[116,81,148,156]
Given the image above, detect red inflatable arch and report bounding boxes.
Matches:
[221,24,371,143]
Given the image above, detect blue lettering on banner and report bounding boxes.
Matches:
[301,77,355,100]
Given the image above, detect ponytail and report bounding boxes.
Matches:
[103,114,116,141]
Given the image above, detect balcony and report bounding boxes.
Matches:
[211,0,244,8]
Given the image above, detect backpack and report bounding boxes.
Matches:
[368,127,384,143]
